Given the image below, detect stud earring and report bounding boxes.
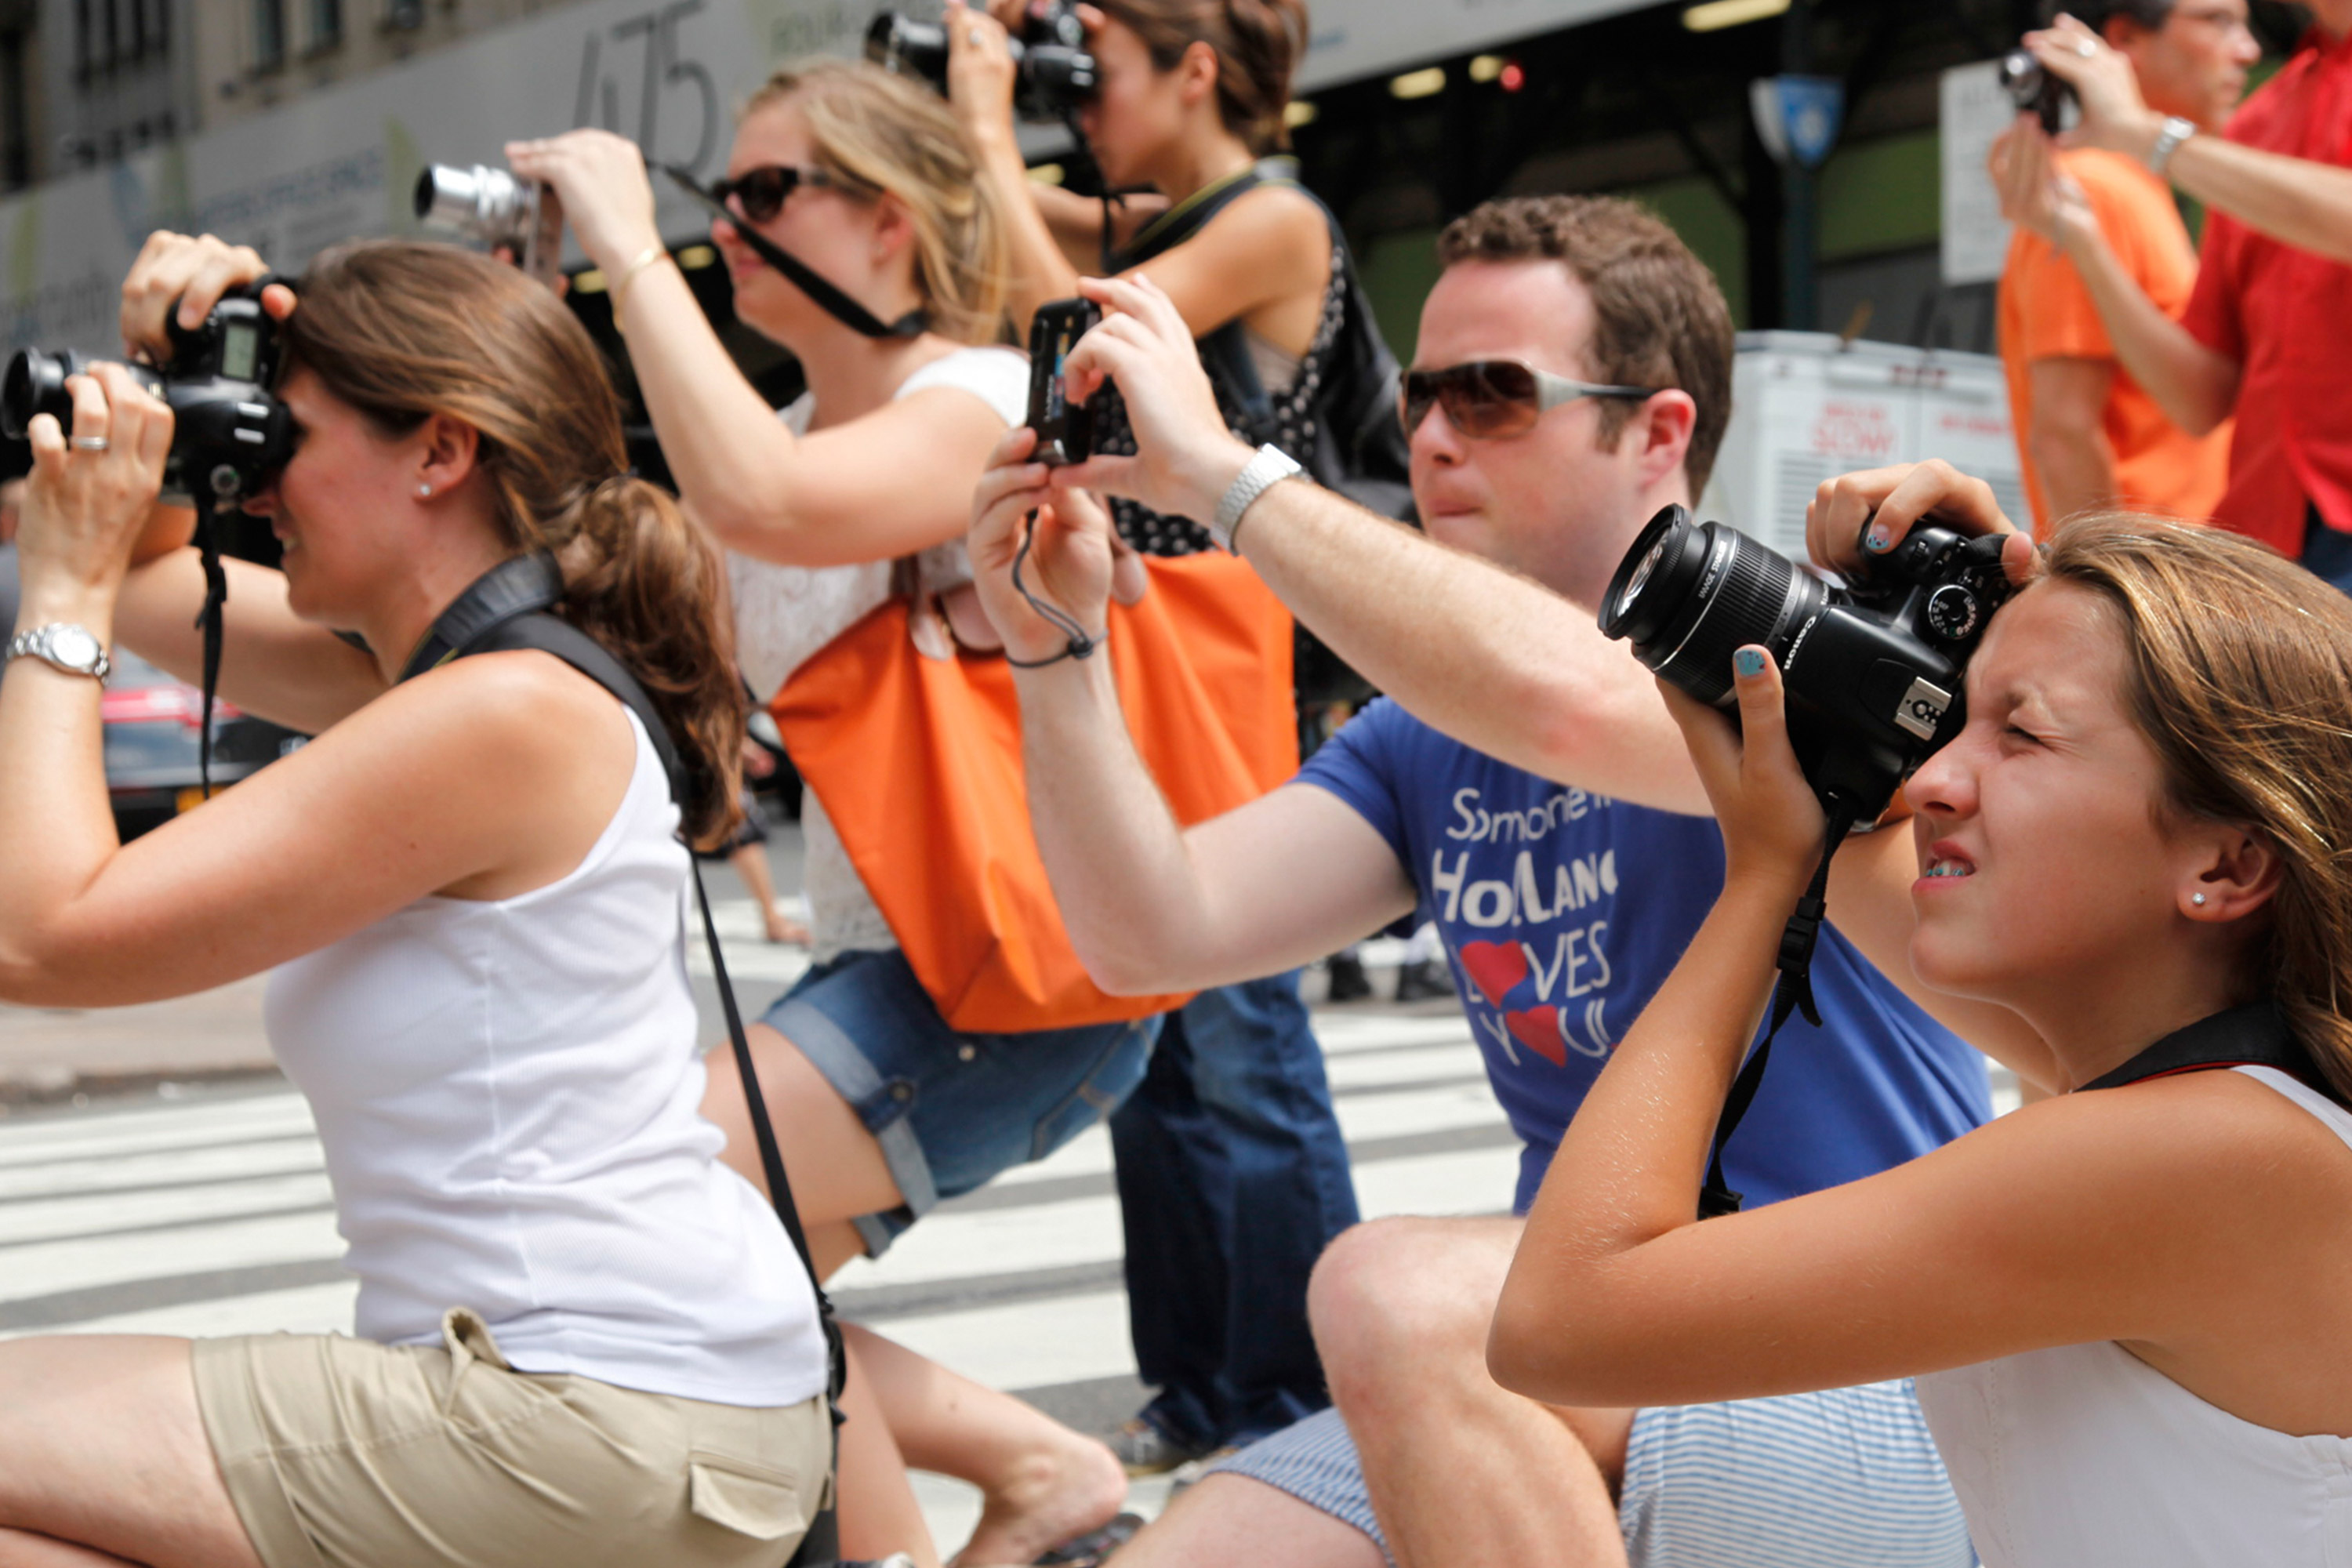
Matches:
[2191,893,2209,907]
[416,483,433,499]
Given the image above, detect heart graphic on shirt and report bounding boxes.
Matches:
[1457,941,1529,1006]
[1505,1007,1569,1068]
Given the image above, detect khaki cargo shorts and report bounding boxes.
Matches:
[191,1308,831,1568]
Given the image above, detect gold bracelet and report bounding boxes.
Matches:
[608,244,673,329]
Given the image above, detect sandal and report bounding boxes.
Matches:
[1033,1513,1145,1567]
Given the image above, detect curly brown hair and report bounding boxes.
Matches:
[284,241,746,848]
[1436,195,1734,493]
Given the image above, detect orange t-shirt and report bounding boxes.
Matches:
[1997,148,2231,532]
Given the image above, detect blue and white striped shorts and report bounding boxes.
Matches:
[1210,1378,1976,1568]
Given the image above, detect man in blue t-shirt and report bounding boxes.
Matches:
[969,195,2052,1568]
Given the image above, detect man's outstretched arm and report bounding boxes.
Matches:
[969,438,1418,993]
[1052,274,1711,815]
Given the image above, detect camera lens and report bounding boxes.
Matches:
[2,349,77,442]
[1599,504,1828,706]
[414,165,534,248]
[866,13,950,89]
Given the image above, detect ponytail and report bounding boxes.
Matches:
[283,241,747,846]
[553,477,746,848]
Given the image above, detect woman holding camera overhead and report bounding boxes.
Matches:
[506,58,1164,1568]
[0,238,828,1568]
[1486,473,2352,1566]
[946,0,1391,1475]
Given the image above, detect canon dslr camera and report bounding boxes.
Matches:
[2,287,292,507]
[867,0,1098,121]
[1598,506,2013,818]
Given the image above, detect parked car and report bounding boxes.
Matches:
[103,650,306,839]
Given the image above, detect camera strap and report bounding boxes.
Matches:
[2082,1000,2347,1105]
[191,495,232,800]
[661,165,927,341]
[399,553,851,1565]
[1698,789,1865,1220]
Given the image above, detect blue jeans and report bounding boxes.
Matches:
[1110,972,1359,1450]
[2304,506,2352,596]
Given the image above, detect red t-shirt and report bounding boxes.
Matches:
[2183,27,2352,553]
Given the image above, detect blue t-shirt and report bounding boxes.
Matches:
[1299,698,1992,1213]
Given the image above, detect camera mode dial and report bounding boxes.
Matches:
[1925,583,1984,643]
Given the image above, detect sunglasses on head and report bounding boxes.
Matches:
[1400,360,1660,441]
[710,165,846,225]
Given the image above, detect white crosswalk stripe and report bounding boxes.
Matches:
[0,904,1515,1554]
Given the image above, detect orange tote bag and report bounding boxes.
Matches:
[770,553,1298,1034]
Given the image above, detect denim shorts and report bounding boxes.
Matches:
[1216,1380,1973,1568]
[760,947,1159,1256]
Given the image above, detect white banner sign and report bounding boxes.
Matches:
[1940,59,2018,288]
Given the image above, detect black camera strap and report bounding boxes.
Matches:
[2083,1000,2347,1105]
[1698,789,1865,1219]
[191,495,231,799]
[661,165,927,341]
[398,552,849,1566]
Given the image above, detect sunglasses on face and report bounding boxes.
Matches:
[1399,360,1661,441]
[710,165,845,226]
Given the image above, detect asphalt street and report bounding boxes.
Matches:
[0,817,1505,1554]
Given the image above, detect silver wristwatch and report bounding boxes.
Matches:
[2148,115,2198,177]
[1209,444,1305,554]
[5,623,111,682]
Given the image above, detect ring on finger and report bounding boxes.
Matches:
[2074,38,2096,56]
[72,435,110,451]
[968,26,985,43]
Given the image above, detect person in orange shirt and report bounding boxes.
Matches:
[1994,0,2256,532]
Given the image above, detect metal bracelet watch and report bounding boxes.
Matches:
[1209,444,1305,554]
[5,623,111,682]
[2147,115,2198,177]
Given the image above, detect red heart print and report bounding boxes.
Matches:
[1505,1007,1568,1068]
[1457,941,1529,1006]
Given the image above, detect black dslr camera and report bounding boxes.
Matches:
[1598,506,2014,819]
[866,2,1098,121]
[1025,297,1100,464]
[2,287,293,507]
[2000,49,2072,133]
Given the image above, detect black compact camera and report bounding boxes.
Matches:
[2000,49,2072,133]
[1598,505,2014,818]
[1026,297,1100,465]
[866,2,1098,121]
[2,287,293,509]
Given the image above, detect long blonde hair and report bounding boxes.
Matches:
[745,58,1011,345]
[2040,513,2352,1096]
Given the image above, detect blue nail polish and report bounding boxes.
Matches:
[1865,526,1892,553]
[1734,648,1766,678]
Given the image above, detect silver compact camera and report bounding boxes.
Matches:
[415,164,565,285]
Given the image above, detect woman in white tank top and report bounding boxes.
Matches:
[0,239,828,1567]
[1485,482,2352,1568]
[506,61,1149,1566]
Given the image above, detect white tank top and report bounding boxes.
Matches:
[265,706,827,1409]
[1915,1065,2352,1567]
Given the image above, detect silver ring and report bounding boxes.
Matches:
[2075,38,2097,56]
[71,436,109,451]
[968,26,985,45]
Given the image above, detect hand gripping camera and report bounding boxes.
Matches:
[1,288,292,508]
[1999,49,2072,134]
[1599,505,2014,822]
[866,1,1098,121]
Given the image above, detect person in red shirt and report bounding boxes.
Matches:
[1996,5,2352,587]
[1994,0,2252,532]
